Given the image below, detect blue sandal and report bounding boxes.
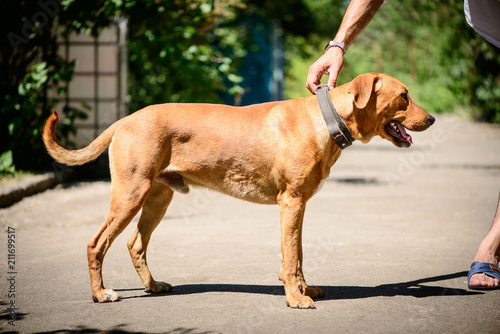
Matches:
[467,261,500,290]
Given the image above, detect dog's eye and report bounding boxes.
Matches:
[401,92,409,103]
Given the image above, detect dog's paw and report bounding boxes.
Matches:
[286,295,316,309]
[92,289,121,303]
[145,281,172,294]
[303,286,324,299]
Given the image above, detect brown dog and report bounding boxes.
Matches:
[43,73,434,309]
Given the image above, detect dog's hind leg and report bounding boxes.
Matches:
[87,177,153,303]
[127,181,174,294]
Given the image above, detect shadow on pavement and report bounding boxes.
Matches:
[34,327,213,334]
[321,271,482,300]
[118,271,480,301]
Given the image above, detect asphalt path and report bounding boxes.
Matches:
[1,115,499,333]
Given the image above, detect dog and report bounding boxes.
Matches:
[43,72,435,309]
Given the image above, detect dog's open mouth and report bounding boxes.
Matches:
[385,120,413,148]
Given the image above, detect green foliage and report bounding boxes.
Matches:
[2,59,85,170]
[125,1,246,108]
[0,151,15,175]
[58,0,317,109]
[0,0,87,172]
[124,0,314,108]
[56,0,252,109]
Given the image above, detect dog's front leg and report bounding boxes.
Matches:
[296,244,325,299]
[278,191,315,309]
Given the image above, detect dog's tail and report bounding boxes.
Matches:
[42,111,119,166]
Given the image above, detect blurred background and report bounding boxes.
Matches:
[1,0,499,173]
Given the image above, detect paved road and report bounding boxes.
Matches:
[1,115,500,333]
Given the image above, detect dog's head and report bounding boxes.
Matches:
[346,73,435,148]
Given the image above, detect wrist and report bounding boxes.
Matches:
[324,40,346,55]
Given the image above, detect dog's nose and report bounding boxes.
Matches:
[427,116,435,126]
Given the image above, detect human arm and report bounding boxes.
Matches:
[306,0,384,94]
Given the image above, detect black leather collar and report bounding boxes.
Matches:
[315,85,355,149]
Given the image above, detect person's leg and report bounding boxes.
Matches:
[468,194,500,289]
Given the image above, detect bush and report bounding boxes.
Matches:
[0,0,86,172]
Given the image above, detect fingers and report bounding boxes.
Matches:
[326,49,344,90]
[327,57,343,90]
[306,47,345,95]
[306,64,327,95]
[327,74,338,90]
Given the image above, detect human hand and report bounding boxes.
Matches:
[306,45,344,94]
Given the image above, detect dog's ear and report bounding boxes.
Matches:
[348,73,378,109]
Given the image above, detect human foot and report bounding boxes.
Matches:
[467,261,500,289]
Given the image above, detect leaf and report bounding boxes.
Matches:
[8,123,15,136]
[228,73,243,84]
[0,151,16,174]
[32,62,47,72]
[18,83,27,96]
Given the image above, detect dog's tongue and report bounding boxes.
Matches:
[396,122,413,144]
